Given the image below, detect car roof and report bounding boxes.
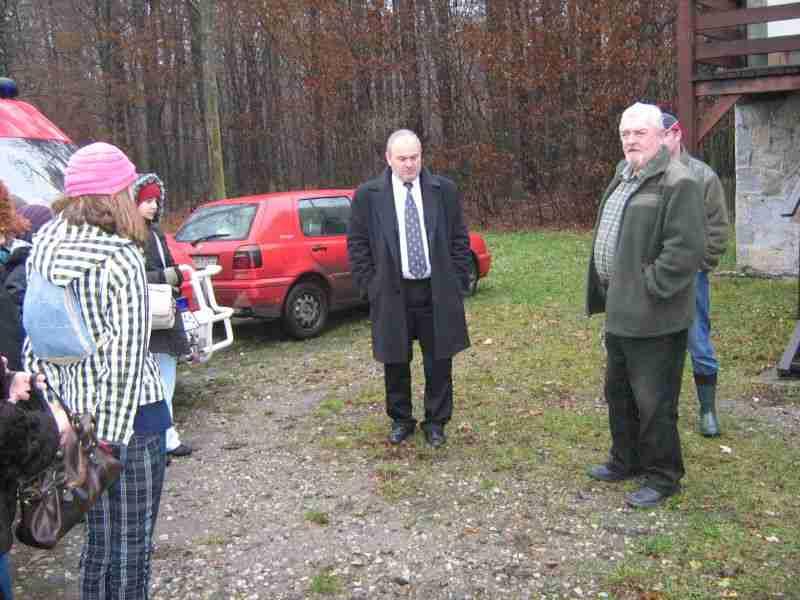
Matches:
[195,188,355,209]
[0,99,72,142]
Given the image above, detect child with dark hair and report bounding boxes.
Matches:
[133,173,193,459]
[0,355,68,600]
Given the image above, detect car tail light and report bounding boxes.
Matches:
[232,245,263,270]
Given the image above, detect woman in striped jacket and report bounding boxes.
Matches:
[24,143,169,600]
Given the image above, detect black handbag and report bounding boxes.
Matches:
[16,381,122,549]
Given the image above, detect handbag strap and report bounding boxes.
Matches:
[152,231,168,269]
[42,375,75,421]
[42,374,105,455]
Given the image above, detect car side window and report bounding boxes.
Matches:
[298,196,351,237]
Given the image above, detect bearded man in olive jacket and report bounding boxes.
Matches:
[586,102,705,508]
[347,129,471,448]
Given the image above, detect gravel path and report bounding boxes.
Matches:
[11,359,796,599]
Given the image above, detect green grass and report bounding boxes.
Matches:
[388,229,799,598]
[309,567,342,595]
[304,509,330,526]
[185,228,800,599]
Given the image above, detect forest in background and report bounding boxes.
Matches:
[0,0,735,227]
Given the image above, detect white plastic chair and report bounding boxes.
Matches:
[177,264,235,361]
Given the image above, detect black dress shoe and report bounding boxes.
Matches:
[424,426,446,448]
[625,486,676,508]
[388,423,415,444]
[167,443,193,457]
[587,463,638,482]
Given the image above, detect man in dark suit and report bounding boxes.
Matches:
[347,129,472,448]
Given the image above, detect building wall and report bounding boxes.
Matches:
[748,1,800,67]
[735,92,800,275]
[768,0,800,65]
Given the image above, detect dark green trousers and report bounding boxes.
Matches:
[604,329,687,494]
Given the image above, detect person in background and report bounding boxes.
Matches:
[133,173,193,460]
[24,142,168,599]
[0,181,30,370]
[585,102,705,508]
[661,112,729,437]
[3,205,53,310]
[347,129,472,448]
[0,355,69,600]
[18,205,53,244]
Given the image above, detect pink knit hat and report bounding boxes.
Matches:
[64,142,138,197]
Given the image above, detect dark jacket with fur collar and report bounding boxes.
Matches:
[143,223,190,356]
[0,366,59,553]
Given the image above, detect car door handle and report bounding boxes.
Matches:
[311,245,327,252]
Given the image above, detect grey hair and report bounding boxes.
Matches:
[620,102,664,131]
[386,129,421,155]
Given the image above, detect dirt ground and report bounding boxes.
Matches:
[10,322,800,600]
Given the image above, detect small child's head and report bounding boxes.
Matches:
[18,204,53,243]
[61,143,147,244]
[133,173,165,223]
[0,180,31,260]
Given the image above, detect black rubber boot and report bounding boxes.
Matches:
[695,373,720,437]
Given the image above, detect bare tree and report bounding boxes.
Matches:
[188,0,226,200]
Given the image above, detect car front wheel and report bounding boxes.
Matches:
[283,281,329,339]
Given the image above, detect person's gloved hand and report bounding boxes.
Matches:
[164,266,183,287]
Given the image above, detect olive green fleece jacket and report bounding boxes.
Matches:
[586,146,705,338]
[681,149,729,272]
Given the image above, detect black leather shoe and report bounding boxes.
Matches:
[587,464,638,482]
[424,426,446,448]
[388,423,415,444]
[625,486,675,508]
[168,443,193,458]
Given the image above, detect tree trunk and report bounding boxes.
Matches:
[397,0,423,139]
[95,0,127,145]
[424,0,453,148]
[131,0,149,170]
[309,5,325,185]
[486,0,509,147]
[0,0,17,76]
[188,0,226,201]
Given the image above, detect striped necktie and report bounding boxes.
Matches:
[404,182,426,278]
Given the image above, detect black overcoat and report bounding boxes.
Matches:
[347,168,471,363]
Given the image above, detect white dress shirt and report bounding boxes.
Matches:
[392,174,431,280]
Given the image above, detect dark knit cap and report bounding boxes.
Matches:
[18,205,53,242]
[662,112,680,131]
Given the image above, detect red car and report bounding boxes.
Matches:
[167,189,491,339]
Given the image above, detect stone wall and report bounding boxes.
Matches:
[735,92,800,275]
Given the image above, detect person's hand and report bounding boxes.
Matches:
[32,373,46,391]
[164,266,182,286]
[47,401,72,445]
[8,372,34,403]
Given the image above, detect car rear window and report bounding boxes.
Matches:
[175,203,258,243]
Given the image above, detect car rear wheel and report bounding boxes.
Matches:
[283,281,329,339]
[466,257,479,297]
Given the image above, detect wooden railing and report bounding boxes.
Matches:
[678,1,800,151]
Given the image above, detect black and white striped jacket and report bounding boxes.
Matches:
[23,217,164,444]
